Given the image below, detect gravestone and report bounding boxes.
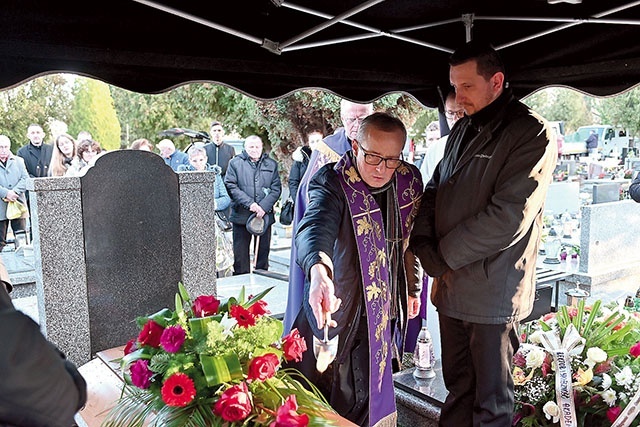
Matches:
[592,182,620,204]
[545,181,580,215]
[81,150,182,354]
[28,150,218,365]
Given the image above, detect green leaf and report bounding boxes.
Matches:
[148,308,174,326]
[121,347,155,369]
[178,282,191,304]
[189,316,214,338]
[200,353,243,386]
[245,286,275,308]
[175,292,183,315]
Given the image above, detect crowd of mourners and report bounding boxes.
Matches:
[0,120,294,277]
[1,40,571,427]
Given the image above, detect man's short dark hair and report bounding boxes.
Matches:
[449,40,505,82]
[357,112,407,143]
[210,121,223,128]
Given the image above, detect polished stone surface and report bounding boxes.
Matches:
[26,151,218,365]
[394,361,445,426]
[81,151,182,356]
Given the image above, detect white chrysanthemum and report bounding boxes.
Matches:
[602,389,617,406]
[602,373,612,390]
[529,330,544,344]
[543,401,561,423]
[526,347,546,369]
[586,347,607,363]
[615,366,634,387]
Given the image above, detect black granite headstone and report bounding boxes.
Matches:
[81,150,182,354]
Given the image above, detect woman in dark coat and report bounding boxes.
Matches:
[288,145,311,200]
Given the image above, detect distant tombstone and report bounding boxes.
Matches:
[545,181,580,215]
[592,182,621,204]
[81,151,182,354]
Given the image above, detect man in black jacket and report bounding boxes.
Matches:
[17,124,53,178]
[224,135,281,274]
[204,121,236,176]
[0,259,86,427]
[410,41,557,427]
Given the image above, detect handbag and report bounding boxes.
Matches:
[5,200,28,220]
[215,220,234,272]
[215,210,232,232]
[279,198,294,226]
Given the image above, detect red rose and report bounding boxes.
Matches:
[282,328,307,362]
[230,304,257,328]
[248,299,270,317]
[192,295,221,318]
[247,353,280,381]
[630,341,640,358]
[124,338,137,355]
[269,395,309,427]
[137,320,164,348]
[607,406,622,423]
[213,382,252,422]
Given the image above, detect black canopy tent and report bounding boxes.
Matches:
[2,0,640,107]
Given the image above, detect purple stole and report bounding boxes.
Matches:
[334,154,422,427]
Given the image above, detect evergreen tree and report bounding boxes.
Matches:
[69,78,121,150]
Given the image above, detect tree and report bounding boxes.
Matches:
[522,88,591,133]
[595,88,640,139]
[69,78,121,150]
[0,74,73,151]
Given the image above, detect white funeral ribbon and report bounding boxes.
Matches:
[611,385,640,427]
[539,324,585,427]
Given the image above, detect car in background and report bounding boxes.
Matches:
[563,125,630,158]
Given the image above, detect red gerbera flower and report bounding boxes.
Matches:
[247,299,270,317]
[161,372,196,407]
[230,304,257,328]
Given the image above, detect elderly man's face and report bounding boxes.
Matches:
[245,138,263,161]
[158,142,175,158]
[342,104,372,141]
[0,138,11,160]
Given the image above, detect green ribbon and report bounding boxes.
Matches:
[200,353,243,386]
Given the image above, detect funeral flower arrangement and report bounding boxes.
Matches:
[513,299,640,427]
[103,284,334,427]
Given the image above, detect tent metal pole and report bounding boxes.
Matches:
[132,0,263,45]
[494,1,640,49]
[279,0,385,49]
